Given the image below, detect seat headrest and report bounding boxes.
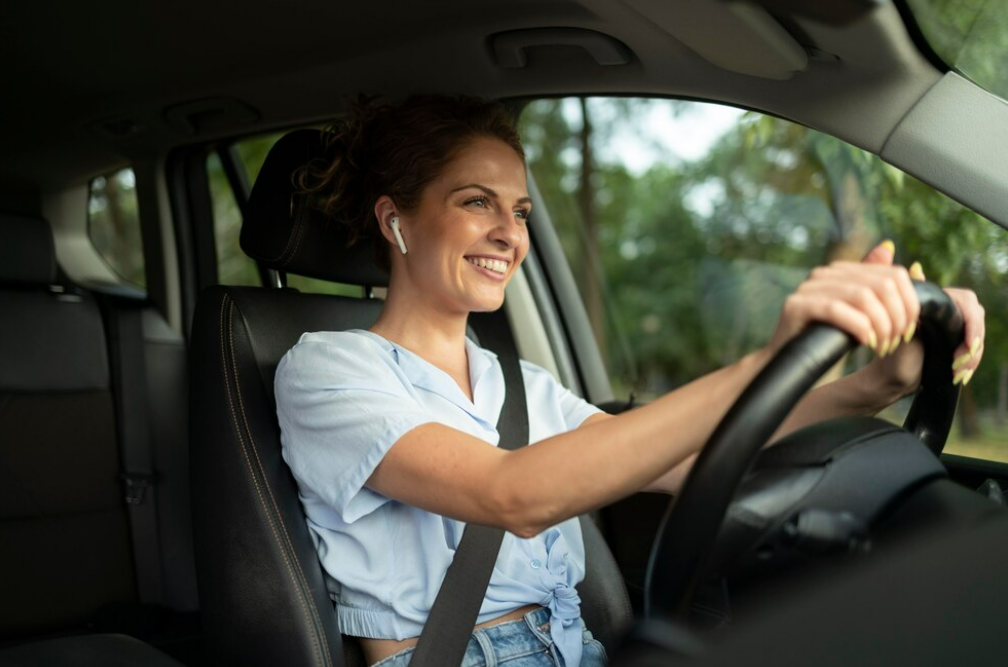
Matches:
[0,213,57,285]
[241,129,389,287]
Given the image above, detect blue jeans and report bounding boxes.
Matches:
[371,608,608,666]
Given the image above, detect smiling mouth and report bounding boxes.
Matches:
[466,257,509,275]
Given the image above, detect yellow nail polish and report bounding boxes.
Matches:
[880,239,896,255]
[909,261,925,281]
[868,331,878,352]
[952,351,973,371]
[963,369,975,386]
[953,368,969,385]
[880,338,891,357]
[969,337,981,357]
[904,321,916,344]
[887,337,899,356]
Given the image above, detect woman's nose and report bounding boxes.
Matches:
[488,211,523,247]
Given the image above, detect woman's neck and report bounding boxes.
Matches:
[369,291,474,401]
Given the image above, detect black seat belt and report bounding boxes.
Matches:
[101,295,165,605]
[408,307,529,667]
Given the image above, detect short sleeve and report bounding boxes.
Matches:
[519,360,604,431]
[275,334,434,523]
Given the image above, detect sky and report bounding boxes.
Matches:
[558,97,746,174]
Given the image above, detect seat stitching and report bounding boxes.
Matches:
[219,297,326,667]
[226,297,333,667]
[225,297,334,667]
[218,295,329,667]
[253,190,304,265]
[279,198,309,268]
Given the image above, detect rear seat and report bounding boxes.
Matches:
[0,213,189,664]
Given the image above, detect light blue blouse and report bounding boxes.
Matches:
[275,329,602,667]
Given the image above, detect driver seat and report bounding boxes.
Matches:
[188,129,633,666]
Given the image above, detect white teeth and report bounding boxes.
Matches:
[467,257,508,274]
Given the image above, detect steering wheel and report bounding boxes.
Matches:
[644,280,964,618]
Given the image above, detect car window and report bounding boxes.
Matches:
[906,0,1008,103]
[207,151,260,286]
[209,130,365,297]
[88,167,145,289]
[519,97,1008,463]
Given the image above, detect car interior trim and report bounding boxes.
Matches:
[527,175,615,405]
[503,266,564,381]
[882,72,1008,228]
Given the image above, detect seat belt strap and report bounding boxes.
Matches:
[408,307,529,667]
[103,297,165,605]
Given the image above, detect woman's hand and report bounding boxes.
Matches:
[768,240,986,408]
[767,241,919,359]
[862,256,986,398]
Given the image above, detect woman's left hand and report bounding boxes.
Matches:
[861,243,986,399]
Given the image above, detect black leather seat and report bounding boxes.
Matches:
[0,213,184,665]
[0,213,136,637]
[188,129,633,666]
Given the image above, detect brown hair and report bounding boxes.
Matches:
[297,95,525,272]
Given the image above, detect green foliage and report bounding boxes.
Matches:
[907,0,1008,99]
[208,131,286,288]
[207,152,260,287]
[519,97,1008,433]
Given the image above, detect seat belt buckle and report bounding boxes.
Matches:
[120,472,155,505]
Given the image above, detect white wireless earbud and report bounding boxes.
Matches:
[390,216,408,255]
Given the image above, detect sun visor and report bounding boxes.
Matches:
[622,0,808,80]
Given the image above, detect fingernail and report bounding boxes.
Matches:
[969,337,981,357]
[890,337,900,354]
[904,321,916,344]
[963,369,975,386]
[880,239,896,255]
[953,368,970,385]
[952,351,973,371]
[909,261,925,281]
[880,338,892,357]
[868,331,878,352]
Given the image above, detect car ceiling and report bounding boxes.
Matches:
[1,0,939,202]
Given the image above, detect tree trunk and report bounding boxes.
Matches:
[997,363,1008,427]
[958,385,981,439]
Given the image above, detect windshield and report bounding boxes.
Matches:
[906,0,1008,102]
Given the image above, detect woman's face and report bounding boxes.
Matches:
[396,136,531,316]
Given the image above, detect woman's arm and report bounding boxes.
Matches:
[639,361,908,495]
[368,244,985,536]
[367,344,772,537]
[644,262,987,495]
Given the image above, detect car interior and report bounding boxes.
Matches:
[3,0,1008,665]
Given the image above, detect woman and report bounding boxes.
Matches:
[275,96,985,667]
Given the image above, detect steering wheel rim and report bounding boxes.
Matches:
[644,280,964,619]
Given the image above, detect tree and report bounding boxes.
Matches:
[520,96,1008,447]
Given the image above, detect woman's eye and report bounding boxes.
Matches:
[466,195,490,208]
[514,208,530,222]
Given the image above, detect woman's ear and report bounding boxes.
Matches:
[374,196,405,253]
